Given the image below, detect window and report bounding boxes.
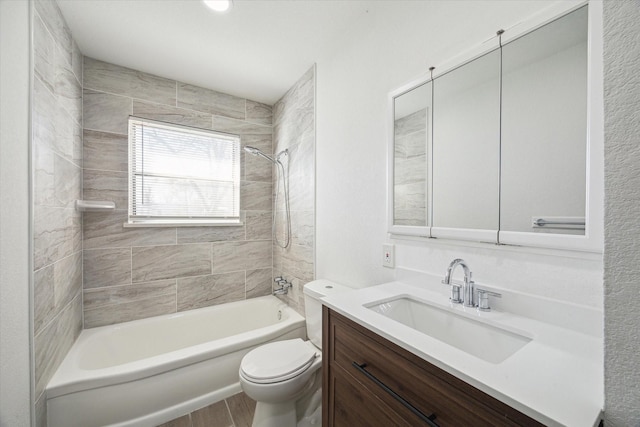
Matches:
[127,117,241,226]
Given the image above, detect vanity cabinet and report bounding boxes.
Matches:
[322,307,544,427]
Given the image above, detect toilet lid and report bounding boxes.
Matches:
[241,339,317,384]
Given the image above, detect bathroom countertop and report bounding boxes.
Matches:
[321,279,603,427]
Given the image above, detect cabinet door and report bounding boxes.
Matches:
[328,366,420,427]
[323,307,544,427]
[331,313,515,426]
[431,48,501,238]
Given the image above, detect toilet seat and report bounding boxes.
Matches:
[241,339,317,384]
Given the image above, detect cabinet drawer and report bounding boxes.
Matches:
[324,307,543,427]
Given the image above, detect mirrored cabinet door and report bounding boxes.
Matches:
[393,81,432,229]
[432,49,501,234]
[500,6,588,236]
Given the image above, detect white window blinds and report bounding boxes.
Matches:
[128,117,241,225]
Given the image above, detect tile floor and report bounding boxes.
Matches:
[157,392,256,427]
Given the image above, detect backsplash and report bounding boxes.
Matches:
[82,57,275,328]
[31,0,83,423]
[272,66,316,315]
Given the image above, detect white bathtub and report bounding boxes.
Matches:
[46,296,306,427]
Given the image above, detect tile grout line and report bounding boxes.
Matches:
[224,398,236,427]
[84,86,176,108]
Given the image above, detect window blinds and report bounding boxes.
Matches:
[128,117,241,224]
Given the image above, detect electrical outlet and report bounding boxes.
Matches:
[383,244,395,268]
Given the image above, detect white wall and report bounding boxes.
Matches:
[0,0,32,425]
[603,0,640,424]
[315,0,602,305]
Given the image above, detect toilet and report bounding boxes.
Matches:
[239,279,351,427]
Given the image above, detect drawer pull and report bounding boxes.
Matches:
[352,362,440,426]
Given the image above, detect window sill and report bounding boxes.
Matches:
[123,220,243,228]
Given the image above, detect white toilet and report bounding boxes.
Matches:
[239,279,351,427]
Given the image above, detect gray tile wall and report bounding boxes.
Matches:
[82,57,274,328]
[394,109,427,226]
[29,25,312,427]
[272,66,316,315]
[32,0,83,425]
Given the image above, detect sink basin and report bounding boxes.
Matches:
[366,296,531,363]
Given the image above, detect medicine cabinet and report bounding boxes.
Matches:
[388,3,603,252]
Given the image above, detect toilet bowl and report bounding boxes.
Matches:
[239,339,321,404]
[239,280,352,427]
[239,339,321,427]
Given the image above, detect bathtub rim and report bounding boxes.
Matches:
[46,295,305,399]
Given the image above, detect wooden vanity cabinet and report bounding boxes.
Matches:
[322,307,544,427]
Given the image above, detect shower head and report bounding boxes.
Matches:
[244,145,276,164]
[243,146,261,155]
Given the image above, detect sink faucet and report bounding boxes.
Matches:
[442,259,475,307]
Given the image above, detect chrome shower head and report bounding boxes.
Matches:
[244,145,276,164]
[243,146,260,155]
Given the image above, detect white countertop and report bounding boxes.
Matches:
[321,277,603,427]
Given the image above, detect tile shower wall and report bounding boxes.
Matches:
[272,66,316,314]
[32,0,83,424]
[82,57,274,328]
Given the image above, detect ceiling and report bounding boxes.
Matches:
[57,0,373,105]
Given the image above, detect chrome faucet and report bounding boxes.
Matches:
[441,259,475,307]
[442,259,502,311]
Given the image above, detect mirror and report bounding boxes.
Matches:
[432,49,501,233]
[500,6,588,235]
[388,5,598,251]
[393,81,431,227]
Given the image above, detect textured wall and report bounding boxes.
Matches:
[272,66,316,315]
[31,0,84,423]
[82,58,275,328]
[603,0,640,425]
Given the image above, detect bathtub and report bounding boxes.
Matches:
[46,295,306,427]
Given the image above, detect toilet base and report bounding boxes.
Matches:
[252,401,296,427]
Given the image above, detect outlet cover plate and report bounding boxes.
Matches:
[383,244,395,268]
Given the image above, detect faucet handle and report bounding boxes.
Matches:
[441,280,463,304]
[476,288,502,312]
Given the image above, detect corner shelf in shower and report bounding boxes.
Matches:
[75,200,116,212]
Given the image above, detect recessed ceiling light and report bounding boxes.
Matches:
[203,0,233,13]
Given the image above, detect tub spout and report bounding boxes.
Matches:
[272,287,290,295]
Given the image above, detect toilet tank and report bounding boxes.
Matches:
[303,280,352,349]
